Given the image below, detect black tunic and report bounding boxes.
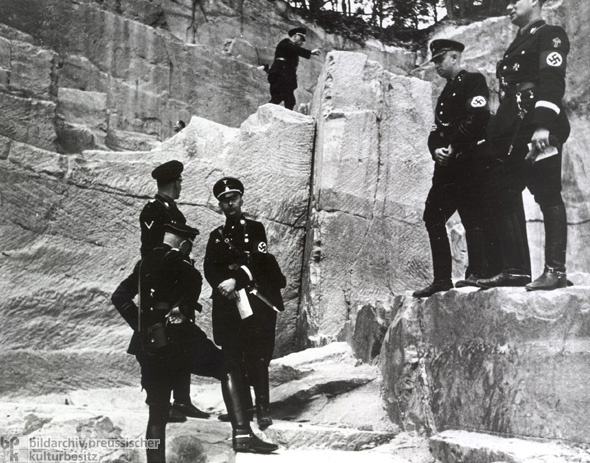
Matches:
[267,38,313,91]
[203,217,285,347]
[491,20,570,159]
[427,69,491,189]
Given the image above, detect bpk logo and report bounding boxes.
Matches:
[0,436,20,462]
[0,437,19,450]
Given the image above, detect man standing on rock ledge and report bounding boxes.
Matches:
[476,0,571,291]
[268,27,321,110]
[413,39,498,298]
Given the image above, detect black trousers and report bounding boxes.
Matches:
[136,325,225,463]
[423,160,501,282]
[268,68,297,110]
[137,325,225,406]
[484,148,565,273]
[219,310,277,415]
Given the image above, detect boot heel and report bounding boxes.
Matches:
[256,407,273,430]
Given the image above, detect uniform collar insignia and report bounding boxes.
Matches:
[156,193,174,207]
[529,20,546,35]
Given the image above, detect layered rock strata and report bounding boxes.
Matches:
[0,0,414,153]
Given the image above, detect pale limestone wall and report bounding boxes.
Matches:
[299,51,434,347]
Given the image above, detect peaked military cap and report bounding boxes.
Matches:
[151,160,184,181]
[288,27,307,38]
[164,223,200,242]
[429,39,465,62]
[213,177,244,199]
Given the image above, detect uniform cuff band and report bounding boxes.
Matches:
[536,100,560,114]
[241,265,253,281]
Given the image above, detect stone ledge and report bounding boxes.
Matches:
[430,430,590,463]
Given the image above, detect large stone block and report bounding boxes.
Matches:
[380,287,590,444]
[380,295,436,434]
[57,88,107,131]
[6,38,57,99]
[430,430,590,463]
[0,92,57,151]
[299,51,434,346]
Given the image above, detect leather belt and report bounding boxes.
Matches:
[506,81,535,92]
[152,302,173,311]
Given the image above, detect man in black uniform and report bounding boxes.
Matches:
[413,39,499,298]
[139,160,207,421]
[477,0,570,290]
[204,177,286,430]
[140,161,186,258]
[268,27,321,110]
[111,223,279,459]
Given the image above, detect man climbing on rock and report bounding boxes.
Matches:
[268,27,321,110]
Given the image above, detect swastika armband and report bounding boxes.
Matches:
[545,51,564,67]
[470,96,487,108]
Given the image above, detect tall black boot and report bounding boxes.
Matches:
[542,202,567,271]
[146,405,169,463]
[249,357,272,430]
[170,369,210,419]
[526,203,567,291]
[221,371,278,454]
[456,212,487,288]
[477,210,531,288]
[413,224,453,297]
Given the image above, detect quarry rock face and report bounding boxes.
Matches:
[299,51,435,347]
[0,0,414,153]
[0,104,314,397]
[380,287,590,444]
[1,0,590,458]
